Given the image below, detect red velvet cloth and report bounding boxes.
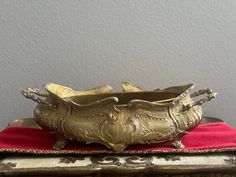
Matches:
[0,122,236,154]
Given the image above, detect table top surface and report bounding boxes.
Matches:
[1,153,236,176]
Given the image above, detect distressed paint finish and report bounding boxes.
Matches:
[0,154,236,176]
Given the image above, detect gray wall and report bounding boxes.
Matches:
[0,0,236,129]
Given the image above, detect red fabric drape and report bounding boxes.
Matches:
[0,123,236,154]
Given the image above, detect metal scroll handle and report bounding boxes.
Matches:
[183,88,217,111]
[22,88,50,106]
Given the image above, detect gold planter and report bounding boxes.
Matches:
[22,82,216,152]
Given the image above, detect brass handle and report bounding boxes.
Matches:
[22,88,49,105]
[183,88,217,111]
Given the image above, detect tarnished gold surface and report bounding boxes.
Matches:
[7,117,224,129]
[22,82,217,152]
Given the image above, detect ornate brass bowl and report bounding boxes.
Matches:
[22,82,217,152]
